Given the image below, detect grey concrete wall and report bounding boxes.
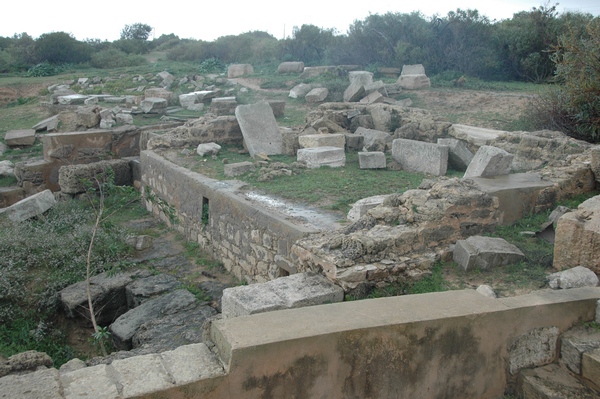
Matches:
[140,150,317,283]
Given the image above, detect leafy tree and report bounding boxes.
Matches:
[282,24,335,65]
[120,23,153,41]
[34,32,92,64]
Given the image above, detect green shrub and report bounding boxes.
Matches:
[198,57,226,74]
[90,49,148,69]
[25,61,71,77]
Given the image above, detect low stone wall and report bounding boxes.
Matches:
[140,150,318,283]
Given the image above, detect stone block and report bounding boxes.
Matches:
[305,87,329,103]
[298,133,345,149]
[140,97,168,114]
[235,101,282,158]
[224,161,255,177]
[561,325,600,374]
[463,145,514,178]
[57,94,89,105]
[277,61,305,74]
[144,87,172,100]
[126,274,182,308]
[196,142,222,156]
[401,64,426,75]
[4,189,56,222]
[343,81,366,102]
[348,71,374,86]
[299,66,335,79]
[508,327,558,374]
[358,151,386,169]
[347,195,389,221]
[32,115,60,132]
[297,146,346,168]
[116,113,133,125]
[61,364,119,399]
[355,127,391,152]
[582,348,600,384]
[437,138,473,171]
[210,96,237,116]
[548,266,599,289]
[364,80,388,96]
[359,91,385,104]
[58,159,132,194]
[0,368,62,399]
[289,83,313,99]
[221,272,344,318]
[227,63,253,78]
[397,64,431,90]
[112,354,173,397]
[0,186,25,208]
[453,236,525,271]
[5,129,35,147]
[160,343,225,386]
[392,138,448,176]
[518,364,598,398]
[554,195,600,273]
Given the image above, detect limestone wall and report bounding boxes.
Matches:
[140,150,317,283]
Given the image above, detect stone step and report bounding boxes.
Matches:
[583,348,600,389]
[518,363,600,399]
[561,325,600,375]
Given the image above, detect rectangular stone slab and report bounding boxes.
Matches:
[235,101,283,158]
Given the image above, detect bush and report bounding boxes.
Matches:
[25,61,72,77]
[90,48,148,69]
[530,18,600,142]
[198,57,226,74]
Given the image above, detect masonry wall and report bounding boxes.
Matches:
[140,150,317,283]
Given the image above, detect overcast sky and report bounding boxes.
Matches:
[2,0,599,42]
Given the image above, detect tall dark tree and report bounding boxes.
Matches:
[120,23,153,41]
[283,25,335,65]
[34,32,92,64]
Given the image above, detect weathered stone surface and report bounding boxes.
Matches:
[160,343,225,385]
[131,305,216,351]
[126,274,182,308]
[228,63,253,78]
[196,142,222,157]
[221,272,344,318]
[508,327,558,374]
[392,138,448,176]
[112,354,174,397]
[235,101,282,158]
[364,81,388,97]
[0,160,14,176]
[355,127,392,152]
[305,87,329,103]
[157,71,175,88]
[453,236,525,271]
[345,133,365,152]
[210,96,236,116]
[58,159,132,194]
[4,189,56,222]
[32,115,60,132]
[548,266,599,289]
[358,151,386,169]
[561,325,600,374]
[268,100,285,117]
[582,347,600,386]
[5,129,35,147]
[224,161,255,177]
[359,91,385,104]
[7,350,53,372]
[554,195,600,273]
[397,64,431,90]
[343,81,366,102]
[592,147,600,184]
[110,289,199,350]
[476,285,496,298]
[144,87,172,100]
[463,145,514,178]
[140,97,168,114]
[299,66,335,79]
[115,113,133,125]
[61,364,119,399]
[60,272,135,325]
[348,71,374,86]
[298,133,345,149]
[297,146,346,168]
[289,83,314,99]
[57,94,89,105]
[277,61,304,74]
[0,368,62,399]
[347,195,389,222]
[518,363,600,399]
[0,186,25,209]
[449,124,506,147]
[437,138,473,171]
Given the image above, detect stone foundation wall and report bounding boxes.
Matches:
[140,150,317,283]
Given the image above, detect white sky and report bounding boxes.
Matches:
[2,0,599,42]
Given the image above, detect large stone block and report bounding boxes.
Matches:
[140,97,168,114]
[392,138,448,176]
[297,146,346,168]
[0,368,62,399]
[305,87,329,103]
[561,325,600,374]
[4,189,56,222]
[228,63,253,78]
[358,151,386,169]
[58,159,132,194]
[221,272,344,318]
[298,133,345,149]
[463,145,514,178]
[289,83,313,99]
[277,61,304,74]
[554,195,600,273]
[437,138,473,171]
[397,64,431,90]
[548,266,599,289]
[235,101,282,158]
[224,161,255,177]
[5,129,36,147]
[355,127,391,152]
[453,236,525,271]
[508,327,559,375]
[347,195,389,221]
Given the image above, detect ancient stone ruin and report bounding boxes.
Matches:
[2,63,600,398]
